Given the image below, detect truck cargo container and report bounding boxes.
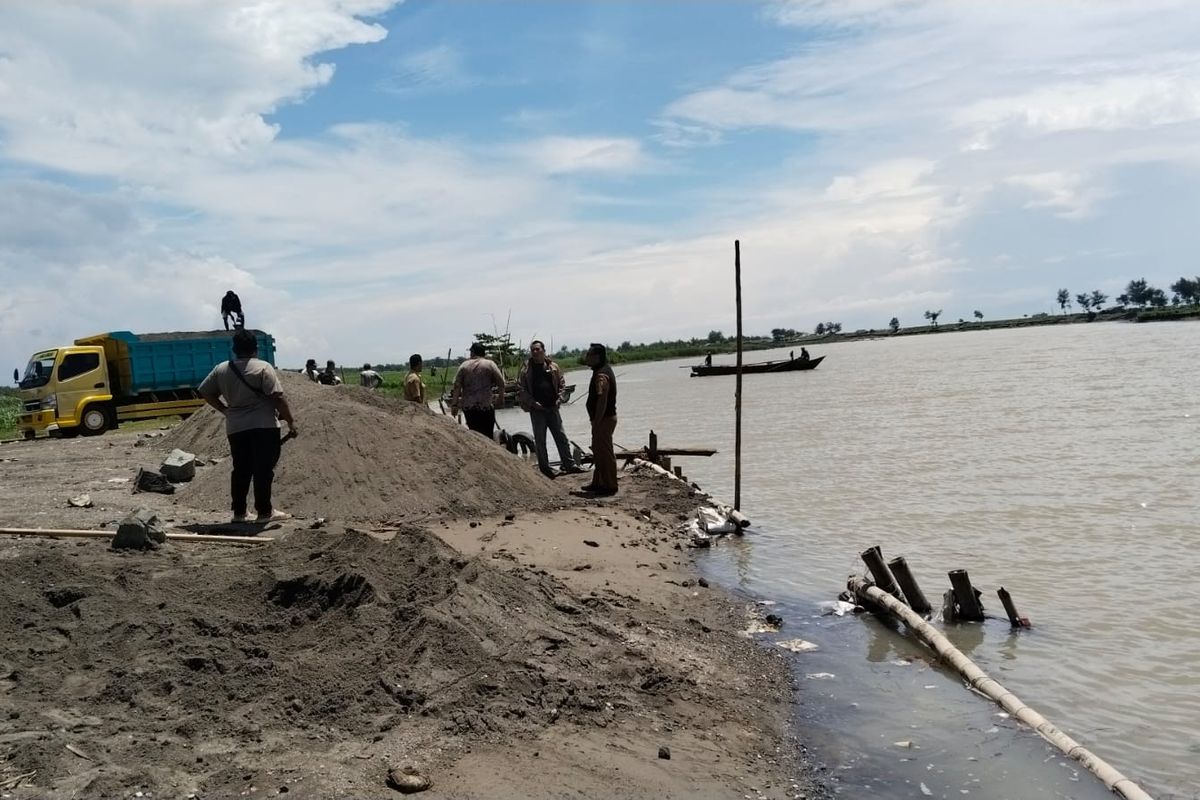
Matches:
[15,330,276,438]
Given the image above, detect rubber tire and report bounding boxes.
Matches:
[79,405,111,436]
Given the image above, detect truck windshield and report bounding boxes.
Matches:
[19,351,57,389]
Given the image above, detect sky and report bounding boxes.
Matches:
[3,0,1200,373]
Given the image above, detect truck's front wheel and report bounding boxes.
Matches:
[79,405,112,436]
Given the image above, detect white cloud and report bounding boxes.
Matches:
[0,0,396,171]
[1005,171,1109,219]
[514,136,650,175]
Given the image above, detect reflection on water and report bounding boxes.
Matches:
[496,321,1200,798]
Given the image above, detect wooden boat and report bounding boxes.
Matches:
[690,355,823,377]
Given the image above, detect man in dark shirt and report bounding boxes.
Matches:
[581,342,618,496]
[221,290,244,330]
[517,340,581,479]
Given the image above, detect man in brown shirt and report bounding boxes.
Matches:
[404,353,426,404]
[449,342,506,438]
[198,330,297,523]
[581,342,618,495]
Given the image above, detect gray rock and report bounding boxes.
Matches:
[160,449,196,482]
[111,508,167,551]
[68,493,93,508]
[658,745,671,760]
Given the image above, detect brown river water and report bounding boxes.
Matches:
[494,320,1199,799]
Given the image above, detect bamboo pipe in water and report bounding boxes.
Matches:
[847,576,1154,800]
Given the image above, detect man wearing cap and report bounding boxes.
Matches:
[581,343,618,496]
[450,342,507,438]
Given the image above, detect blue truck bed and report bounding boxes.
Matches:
[74,330,277,397]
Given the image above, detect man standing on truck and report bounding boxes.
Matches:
[221,291,244,331]
[198,329,296,524]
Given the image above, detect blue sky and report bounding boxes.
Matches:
[3,1,1200,372]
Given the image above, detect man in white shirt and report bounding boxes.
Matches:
[198,330,297,523]
[360,363,383,389]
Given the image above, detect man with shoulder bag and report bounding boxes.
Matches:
[198,329,297,523]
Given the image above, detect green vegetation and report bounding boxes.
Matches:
[0,388,19,439]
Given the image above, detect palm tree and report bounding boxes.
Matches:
[923,309,942,328]
[1090,291,1107,311]
[889,317,900,333]
[973,310,983,322]
[1056,288,1071,314]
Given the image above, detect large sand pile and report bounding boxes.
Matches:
[0,527,743,798]
[161,373,559,523]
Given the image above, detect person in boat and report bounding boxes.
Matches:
[799,347,810,363]
[303,359,320,382]
[404,353,426,404]
[517,340,582,479]
[450,342,507,438]
[580,343,618,496]
[704,351,713,367]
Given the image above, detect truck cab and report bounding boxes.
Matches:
[17,345,114,437]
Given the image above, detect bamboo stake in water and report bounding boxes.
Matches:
[734,240,743,511]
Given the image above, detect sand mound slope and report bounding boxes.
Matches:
[161,373,559,522]
[0,527,750,798]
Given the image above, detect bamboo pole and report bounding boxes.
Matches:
[860,546,904,600]
[734,240,743,512]
[846,577,1153,800]
[888,556,932,615]
[0,527,274,544]
[998,587,1031,628]
[948,568,985,621]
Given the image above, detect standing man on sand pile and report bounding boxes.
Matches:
[450,342,506,438]
[303,359,320,382]
[198,329,296,524]
[359,363,383,389]
[517,340,582,479]
[318,360,342,385]
[581,343,618,496]
[404,354,426,404]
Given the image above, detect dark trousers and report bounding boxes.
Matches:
[464,407,496,439]
[530,407,577,475]
[590,415,618,492]
[228,427,281,516]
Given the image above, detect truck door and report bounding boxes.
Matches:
[54,349,107,428]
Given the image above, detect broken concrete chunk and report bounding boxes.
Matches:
[111,508,167,551]
[386,766,431,794]
[133,468,175,495]
[68,494,93,508]
[160,448,196,482]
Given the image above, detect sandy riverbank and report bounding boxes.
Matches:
[0,376,828,799]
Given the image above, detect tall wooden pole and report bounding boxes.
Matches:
[734,240,743,511]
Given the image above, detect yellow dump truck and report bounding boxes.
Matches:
[14,330,276,438]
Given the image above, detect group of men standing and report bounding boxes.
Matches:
[199,333,619,524]
[450,340,619,496]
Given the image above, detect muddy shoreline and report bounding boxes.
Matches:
[0,384,829,799]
